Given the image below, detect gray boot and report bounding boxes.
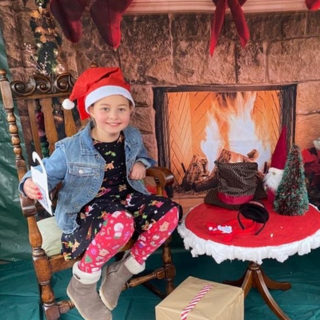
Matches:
[99,253,145,310]
[67,262,112,320]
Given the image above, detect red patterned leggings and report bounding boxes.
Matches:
[79,206,179,273]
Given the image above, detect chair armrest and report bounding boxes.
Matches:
[20,195,46,252]
[146,166,174,197]
[146,166,174,188]
[20,195,37,217]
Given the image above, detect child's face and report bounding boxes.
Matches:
[88,94,132,140]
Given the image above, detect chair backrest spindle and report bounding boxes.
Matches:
[0,69,27,181]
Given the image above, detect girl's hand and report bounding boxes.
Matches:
[23,178,42,200]
[129,162,146,180]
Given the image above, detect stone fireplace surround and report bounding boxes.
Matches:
[1,1,320,163]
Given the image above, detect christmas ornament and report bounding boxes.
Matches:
[274,144,309,216]
[210,0,250,55]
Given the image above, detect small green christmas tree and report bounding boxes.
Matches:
[274,144,309,216]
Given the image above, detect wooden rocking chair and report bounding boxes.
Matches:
[0,67,176,320]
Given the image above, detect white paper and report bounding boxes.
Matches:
[31,152,53,216]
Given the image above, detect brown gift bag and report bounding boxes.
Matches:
[155,276,244,320]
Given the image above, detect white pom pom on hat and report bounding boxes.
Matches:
[62,66,135,120]
[62,98,75,110]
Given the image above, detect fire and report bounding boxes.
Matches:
[201,92,272,173]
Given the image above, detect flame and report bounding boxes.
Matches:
[200,113,222,172]
[201,92,272,172]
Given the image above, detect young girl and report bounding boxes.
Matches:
[19,67,182,320]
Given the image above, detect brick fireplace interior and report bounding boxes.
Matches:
[1,1,320,210]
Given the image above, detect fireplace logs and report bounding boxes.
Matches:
[181,154,210,191]
[180,149,264,193]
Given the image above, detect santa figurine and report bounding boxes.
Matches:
[263,126,288,204]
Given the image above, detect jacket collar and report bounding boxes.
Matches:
[78,121,96,154]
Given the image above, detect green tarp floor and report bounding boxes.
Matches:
[1,232,320,320]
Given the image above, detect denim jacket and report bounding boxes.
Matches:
[19,121,157,234]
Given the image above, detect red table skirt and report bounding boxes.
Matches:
[178,199,320,264]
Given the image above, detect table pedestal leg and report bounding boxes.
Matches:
[223,261,292,320]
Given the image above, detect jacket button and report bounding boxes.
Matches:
[79,169,84,174]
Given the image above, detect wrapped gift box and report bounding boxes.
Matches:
[155,276,244,320]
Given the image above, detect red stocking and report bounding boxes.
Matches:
[305,0,320,10]
[90,0,133,49]
[50,0,91,43]
[228,0,249,47]
[210,0,249,56]
[210,0,227,56]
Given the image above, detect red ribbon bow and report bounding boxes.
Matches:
[210,0,250,55]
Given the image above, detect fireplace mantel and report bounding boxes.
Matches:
[126,0,308,14]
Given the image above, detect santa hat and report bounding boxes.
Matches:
[270,126,287,170]
[263,126,288,203]
[62,67,135,120]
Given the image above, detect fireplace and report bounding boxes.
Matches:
[154,85,296,197]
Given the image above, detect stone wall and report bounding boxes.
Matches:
[1,0,320,159]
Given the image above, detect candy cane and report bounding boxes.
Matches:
[180,284,213,320]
